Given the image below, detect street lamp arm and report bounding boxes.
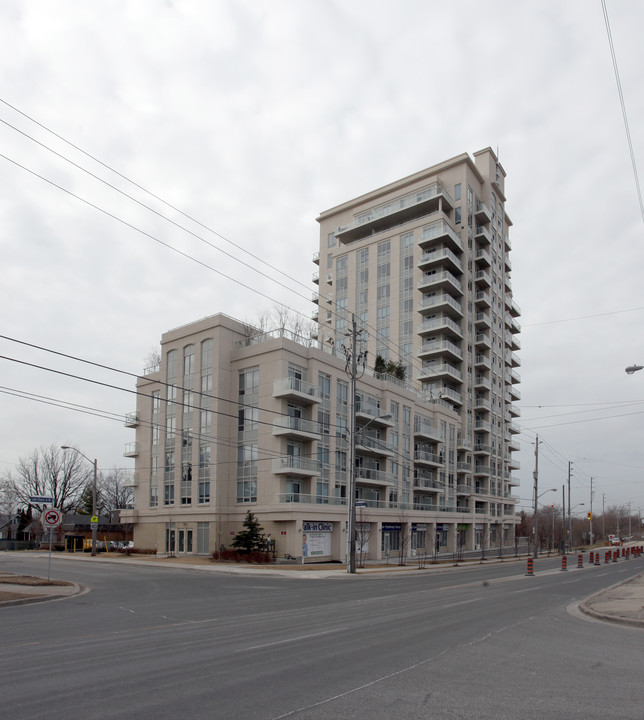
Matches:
[61,445,98,557]
[61,445,93,466]
[625,364,643,375]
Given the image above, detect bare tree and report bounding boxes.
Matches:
[356,507,371,568]
[144,346,161,372]
[397,510,409,565]
[100,467,134,511]
[2,445,90,513]
[251,306,317,345]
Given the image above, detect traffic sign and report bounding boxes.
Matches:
[90,515,99,523]
[42,508,62,528]
[30,495,53,504]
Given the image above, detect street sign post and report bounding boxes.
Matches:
[29,495,53,505]
[42,508,62,528]
[41,508,62,582]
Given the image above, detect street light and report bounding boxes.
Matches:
[61,446,98,556]
[568,502,584,551]
[534,487,557,558]
[347,412,392,574]
[625,364,643,375]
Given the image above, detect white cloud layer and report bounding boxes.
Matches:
[1,0,643,516]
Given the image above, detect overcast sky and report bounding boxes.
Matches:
[1,0,643,520]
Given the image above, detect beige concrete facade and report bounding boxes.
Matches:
[123,148,520,562]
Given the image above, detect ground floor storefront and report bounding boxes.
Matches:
[127,508,517,563]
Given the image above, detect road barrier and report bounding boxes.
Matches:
[605,551,611,564]
[561,555,567,571]
[613,550,619,563]
[577,553,583,568]
[594,552,600,566]
[589,551,594,564]
[526,557,534,576]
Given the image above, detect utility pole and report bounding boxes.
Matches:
[602,493,605,539]
[589,477,594,545]
[562,484,566,553]
[533,435,539,559]
[567,461,572,552]
[343,313,367,574]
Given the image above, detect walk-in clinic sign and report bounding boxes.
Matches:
[302,521,334,557]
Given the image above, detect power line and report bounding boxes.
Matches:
[601,0,644,226]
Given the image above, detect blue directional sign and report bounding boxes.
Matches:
[29,496,53,504]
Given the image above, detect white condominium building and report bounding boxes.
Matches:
[123,148,520,561]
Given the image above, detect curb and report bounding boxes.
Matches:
[578,572,644,630]
[0,582,85,608]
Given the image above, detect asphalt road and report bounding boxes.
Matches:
[1,553,642,720]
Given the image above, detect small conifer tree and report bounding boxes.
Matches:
[231,511,266,553]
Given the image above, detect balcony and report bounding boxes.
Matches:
[124,412,139,428]
[123,442,139,458]
[418,293,463,318]
[413,417,442,442]
[335,182,454,244]
[312,292,319,305]
[414,475,442,491]
[474,443,491,455]
[312,251,320,265]
[418,218,462,253]
[475,247,491,267]
[355,404,393,427]
[475,311,491,329]
[475,332,491,349]
[418,315,462,338]
[418,270,463,296]
[474,269,491,287]
[273,377,320,403]
[418,247,462,274]
[475,353,491,369]
[272,456,321,477]
[272,416,321,441]
[457,484,472,495]
[414,449,443,466]
[474,464,491,476]
[506,296,521,318]
[474,289,491,307]
[438,387,463,405]
[419,363,462,383]
[475,224,491,244]
[508,369,521,385]
[474,419,491,434]
[474,396,490,412]
[474,201,492,224]
[356,435,394,457]
[355,467,396,487]
[474,375,491,390]
[418,339,462,362]
[456,461,472,473]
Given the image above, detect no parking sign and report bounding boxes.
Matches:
[42,508,62,528]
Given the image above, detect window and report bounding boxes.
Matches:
[454,183,462,201]
[237,479,257,503]
[183,345,195,377]
[197,522,209,554]
[199,444,210,503]
[166,350,178,381]
[201,338,213,371]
